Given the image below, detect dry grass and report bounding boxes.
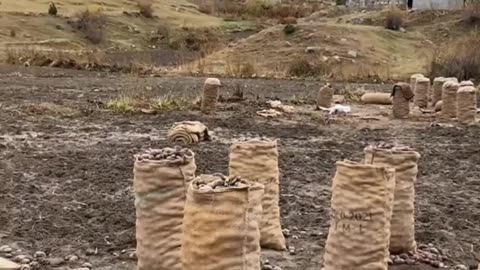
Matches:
[168,27,221,51]
[71,9,107,44]
[286,58,331,78]
[225,58,257,77]
[428,32,480,80]
[463,0,480,24]
[22,102,79,117]
[384,6,404,31]
[48,3,58,16]
[137,0,154,18]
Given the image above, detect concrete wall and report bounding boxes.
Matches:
[412,0,464,10]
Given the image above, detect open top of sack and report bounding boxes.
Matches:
[364,143,421,160]
[191,174,261,193]
[230,138,278,149]
[134,147,195,165]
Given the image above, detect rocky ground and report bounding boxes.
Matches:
[0,65,479,270]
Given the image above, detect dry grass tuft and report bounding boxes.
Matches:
[463,0,480,24]
[286,58,331,77]
[137,0,154,18]
[384,6,404,31]
[226,58,257,77]
[71,9,107,44]
[428,32,480,80]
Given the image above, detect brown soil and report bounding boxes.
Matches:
[0,65,479,270]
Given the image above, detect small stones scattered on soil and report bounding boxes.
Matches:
[288,246,296,255]
[261,260,283,270]
[390,243,448,268]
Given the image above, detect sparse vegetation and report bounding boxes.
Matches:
[463,0,480,24]
[137,0,154,18]
[71,9,107,44]
[226,58,257,77]
[283,24,296,35]
[48,2,58,16]
[428,33,480,80]
[384,6,404,31]
[168,27,220,51]
[107,95,193,113]
[286,58,331,77]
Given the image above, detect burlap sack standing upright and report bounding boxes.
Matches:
[392,83,413,119]
[410,74,424,93]
[414,77,430,108]
[201,78,221,114]
[364,145,421,254]
[134,148,196,270]
[317,84,334,108]
[182,174,263,270]
[228,139,286,250]
[432,77,447,107]
[457,86,477,124]
[442,81,460,119]
[323,161,395,270]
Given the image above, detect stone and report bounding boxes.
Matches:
[81,262,93,268]
[333,55,341,62]
[305,46,323,53]
[13,255,27,263]
[20,264,31,270]
[347,50,358,58]
[0,245,12,252]
[45,257,64,266]
[0,257,21,270]
[340,38,347,43]
[5,253,13,258]
[68,255,79,262]
[399,27,406,33]
[455,265,468,270]
[282,229,291,237]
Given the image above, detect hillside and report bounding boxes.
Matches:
[0,0,250,58]
[179,9,469,80]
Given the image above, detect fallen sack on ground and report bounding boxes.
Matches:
[361,93,392,105]
[134,147,196,270]
[167,121,210,145]
[229,139,286,250]
[323,161,395,270]
[364,144,420,254]
[182,174,264,270]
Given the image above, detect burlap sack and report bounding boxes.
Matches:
[134,147,196,270]
[182,174,263,270]
[457,86,477,124]
[317,84,334,108]
[414,77,430,108]
[228,139,286,250]
[442,81,460,119]
[361,93,392,105]
[323,161,395,270]
[364,145,421,254]
[434,100,442,112]
[432,77,447,106]
[410,74,424,92]
[167,121,210,145]
[201,78,221,114]
[392,83,411,119]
